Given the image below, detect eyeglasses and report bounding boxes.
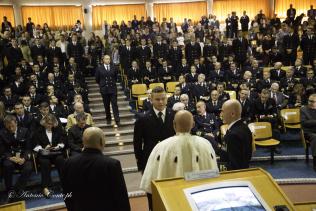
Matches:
[308,100,316,103]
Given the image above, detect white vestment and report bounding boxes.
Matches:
[140,133,218,193]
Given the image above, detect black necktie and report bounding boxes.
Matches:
[158,111,163,125]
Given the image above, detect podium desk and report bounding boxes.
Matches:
[152,168,295,211]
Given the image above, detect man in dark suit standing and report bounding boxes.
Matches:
[134,86,175,171]
[133,86,175,209]
[185,36,201,66]
[95,55,120,125]
[282,27,299,66]
[300,27,316,65]
[232,32,248,67]
[221,100,252,170]
[62,127,130,211]
[287,4,296,24]
[1,16,12,33]
[25,17,34,37]
[240,11,249,33]
[67,33,84,65]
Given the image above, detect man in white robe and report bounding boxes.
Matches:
[140,110,218,195]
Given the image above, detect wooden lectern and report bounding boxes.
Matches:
[152,168,295,211]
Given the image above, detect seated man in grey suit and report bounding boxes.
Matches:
[301,94,316,171]
[270,82,288,109]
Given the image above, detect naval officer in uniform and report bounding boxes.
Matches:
[95,55,120,125]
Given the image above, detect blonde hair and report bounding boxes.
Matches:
[40,113,59,127]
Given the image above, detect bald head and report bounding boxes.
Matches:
[173,110,194,133]
[83,127,105,151]
[221,99,242,124]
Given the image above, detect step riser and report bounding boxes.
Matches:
[103,131,134,136]
[89,90,125,95]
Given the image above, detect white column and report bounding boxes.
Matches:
[207,0,213,15]
[147,3,154,19]
[13,3,22,26]
[82,0,92,33]
[269,0,275,17]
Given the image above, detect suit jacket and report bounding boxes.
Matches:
[34,125,66,149]
[0,95,19,111]
[95,64,118,94]
[30,45,46,61]
[68,124,91,152]
[16,114,33,130]
[223,120,252,170]
[120,45,136,70]
[153,43,168,59]
[239,98,253,122]
[253,98,277,118]
[67,42,84,63]
[46,47,63,64]
[185,42,201,63]
[270,69,286,81]
[240,15,250,31]
[301,106,316,134]
[270,91,288,109]
[167,95,180,108]
[293,66,307,78]
[168,47,182,68]
[61,148,130,211]
[133,108,175,171]
[0,127,31,160]
[142,99,152,111]
[206,100,223,117]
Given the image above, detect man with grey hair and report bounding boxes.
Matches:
[62,127,130,211]
[270,82,288,109]
[221,99,253,170]
[180,93,195,114]
[270,62,286,81]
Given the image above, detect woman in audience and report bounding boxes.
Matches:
[33,114,66,198]
[288,83,308,108]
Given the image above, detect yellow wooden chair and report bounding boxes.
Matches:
[263,67,273,73]
[137,95,148,110]
[0,201,26,210]
[149,82,165,90]
[248,122,280,164]
[131,84,147,99]
[280,108,301,132]
[166,81,179,93]
[225,90,236,100]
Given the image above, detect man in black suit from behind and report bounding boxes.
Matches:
[95,55,120,125]
[61,127,130,211]
[221,99,252,170]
